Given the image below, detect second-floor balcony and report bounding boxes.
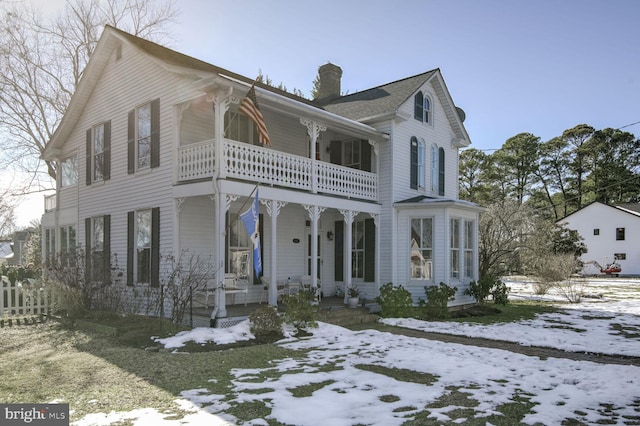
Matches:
[177,138,378,201]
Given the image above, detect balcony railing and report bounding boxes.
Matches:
[177,139,377,201]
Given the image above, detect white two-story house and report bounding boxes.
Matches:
[42,26,482,319]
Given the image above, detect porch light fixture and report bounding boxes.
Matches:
[326,230,334,241]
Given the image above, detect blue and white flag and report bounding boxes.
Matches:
[240,190,262,277]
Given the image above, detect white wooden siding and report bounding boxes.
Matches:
[562,203,640,276]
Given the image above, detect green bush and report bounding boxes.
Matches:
[282,290,318,331]
[249,305,283,340]
[418,282,457,319]
[491,280,511,306]
[464,275,510,305]
[375,282,414,318]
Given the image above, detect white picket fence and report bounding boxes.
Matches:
[0,278,54,317]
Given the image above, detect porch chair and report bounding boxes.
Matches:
[224,273,247,306]
[300,275,322,301]
[259,276,288,303]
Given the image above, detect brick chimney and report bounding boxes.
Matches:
[317,63,342,102]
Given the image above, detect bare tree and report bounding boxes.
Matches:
[0,0,179,193]
[0,187,16,237]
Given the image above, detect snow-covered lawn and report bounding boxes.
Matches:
[75,278,640,426]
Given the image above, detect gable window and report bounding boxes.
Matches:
[414,91,432,124]
[128,99,160,174]
[85,215,110,284]
[127,208,160,286]
[61,155,77,188]
[616,228,625,241]
[410,218,433,280]
[450,219,460,279]
[86,122,111,184]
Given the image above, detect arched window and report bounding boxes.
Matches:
[410,137,419,189]
[431,145,438,193]
[414,91,431,124]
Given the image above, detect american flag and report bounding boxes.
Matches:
[239,85,271,145]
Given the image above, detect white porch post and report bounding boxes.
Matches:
[303,205,326,297]
[262,199,287,306]
[214,193,238,318]
[174,198,184,255]
[370,213,380,290]
[340,209,357,303]
[300,118,326,194]
[211,87,233,180]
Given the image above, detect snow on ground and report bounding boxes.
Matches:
[74,277,640,426]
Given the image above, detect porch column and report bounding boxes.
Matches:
[339,209,357,304]
[300,118,326,194]
[303,204,326,298]
[211,87,233,180]
[214,192,238,318]
[174,198,184,254]
[261,199,287,306]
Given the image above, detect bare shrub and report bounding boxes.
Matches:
[535,253,583,303]
[160,251,215,324]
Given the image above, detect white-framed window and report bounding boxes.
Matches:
[44,228,55,267]
[225,111,259,145]
[59,225,76,266]
[431,145,439,193]
[343,139,361,169]
[352,219,365,279]
[137,103,152,169]
[92,123,105,182]
[410,218,433,280]
[414,91,432,124]
[450,218,461,279]
[418,138,426,189]
[227,213,251,279]
[464,221,475,278]
[135,210,152,283]
[91,216,104,282]
[61,155,77,188]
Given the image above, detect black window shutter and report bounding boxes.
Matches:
[86,129,92,185]
[410,137,418,189]
[439,147,445,195]
[330,140,342,165]
[104,121,111,180]
[414,92,423,121]
[103,214,111,285]
[85,218,91,285]
[334,221,344,281]
[151,207,160,287]
[127,211,134,286]
[360,139,372,172]
[127,110,135,174]
[364,218,375,282]
[150,98,160,169]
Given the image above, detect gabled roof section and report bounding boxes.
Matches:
[322,70,437,121]
[322,69,470,145]
[559,201,640,223]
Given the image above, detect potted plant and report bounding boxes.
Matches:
[347,286,360,308]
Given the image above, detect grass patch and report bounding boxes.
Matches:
[610,323,640,339]
[447,301,558,325]
[0,322,301,423]
[288,380,335,398]
[355,364,439,386]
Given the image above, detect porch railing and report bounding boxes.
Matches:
[177,139,377,201]
[44,194,56,212]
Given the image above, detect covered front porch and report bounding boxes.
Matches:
[174,181,381,319]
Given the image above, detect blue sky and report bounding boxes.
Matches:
[171,0,640,152]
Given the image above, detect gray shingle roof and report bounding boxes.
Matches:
[321,70,438,121]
